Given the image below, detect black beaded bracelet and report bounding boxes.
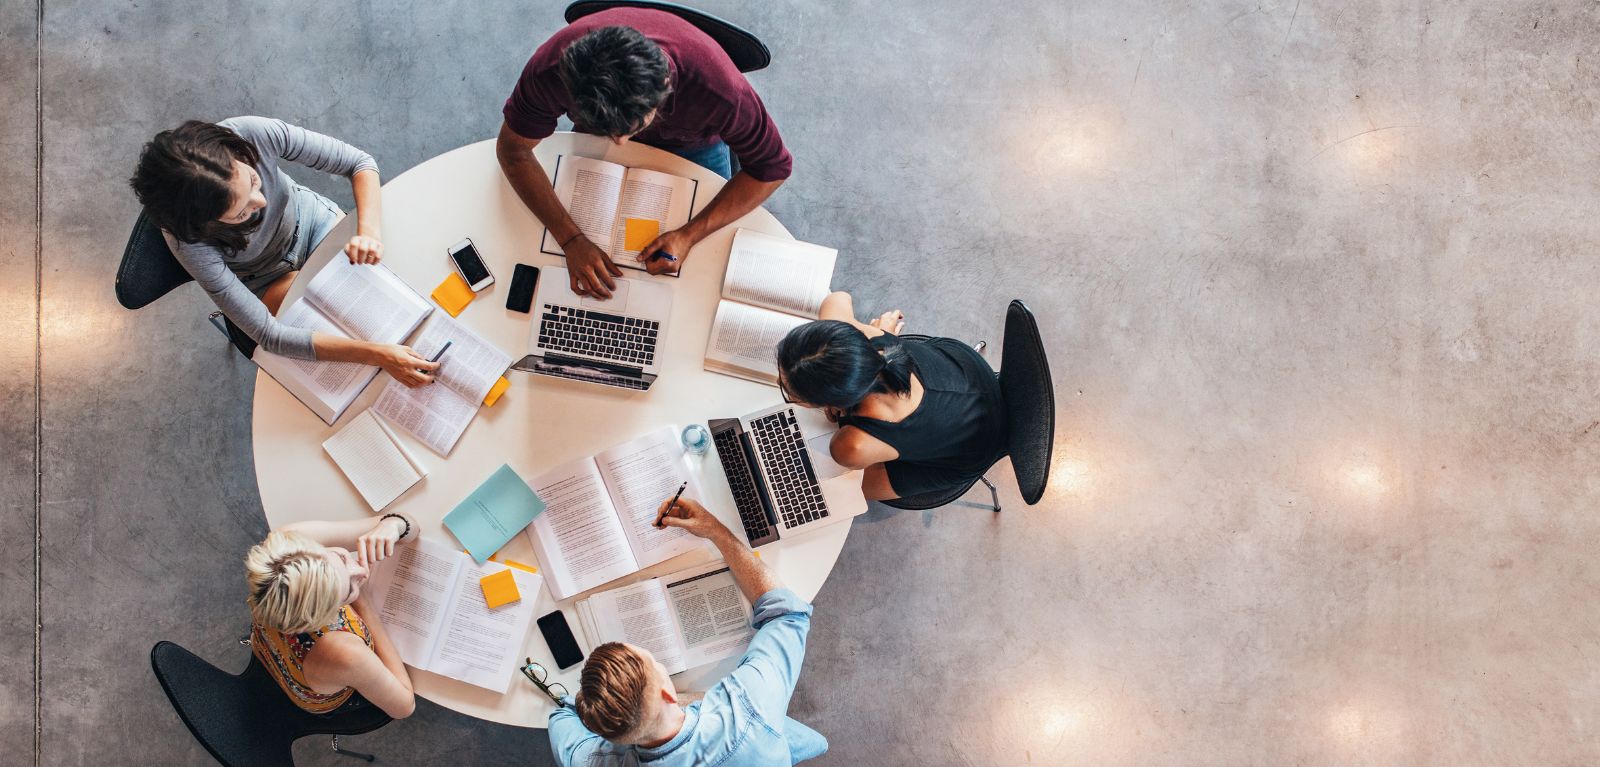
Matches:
[379,513,411,541]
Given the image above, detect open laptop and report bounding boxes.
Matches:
[511,266,673,391]
[709,404,865,548]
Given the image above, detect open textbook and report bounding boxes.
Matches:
[254,257,434,424]
[372,312,513,456]
[576,561,754,675]
[524,427,708,600]
[538,154,700,271]
[704,229,838,385]
[365,536,543,694]
[321,409,427,511]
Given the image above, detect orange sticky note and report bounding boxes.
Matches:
[623,218,660,251]
[483,376,511,407]
[431,273,475,317]
[480,568,521,609]
[494,557,540,575]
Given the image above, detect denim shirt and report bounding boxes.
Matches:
[549,588,814,767]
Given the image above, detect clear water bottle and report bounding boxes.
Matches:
[681,423,710,455]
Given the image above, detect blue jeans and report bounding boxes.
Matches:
[784,716,829,763]
[664,141,732,179]
[289,185,344,269]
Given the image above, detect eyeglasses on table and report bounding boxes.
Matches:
[520,658,571,707]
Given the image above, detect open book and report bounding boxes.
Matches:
[321,409,427,511]
[365,536,543,694]
[538,155,700,272]
[576,561,754,675]
[704,229,839,385]
[372,312,513,456]
[524,426,707,600]
[254,257,434,424]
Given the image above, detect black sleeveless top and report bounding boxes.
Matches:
[836,335,1007,496]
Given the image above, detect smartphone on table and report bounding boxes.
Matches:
[448,238,494,292]
[538,610,585,670]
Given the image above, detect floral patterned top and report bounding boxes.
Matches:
[251,605,374,713]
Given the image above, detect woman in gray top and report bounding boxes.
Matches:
[129,116,437,386]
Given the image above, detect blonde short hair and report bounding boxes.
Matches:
[576,642,654,741]
[244,530,344,634]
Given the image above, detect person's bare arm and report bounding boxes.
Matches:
[306,618,416,719]
[309,335,438,387]
[495,121,621,298]
[637,172,784,276]
[281,513,417,564]
[342,168,384,264]
[656,497,780,603]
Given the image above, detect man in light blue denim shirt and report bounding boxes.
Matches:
[548,497,828,766]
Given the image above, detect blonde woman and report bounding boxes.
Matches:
[245,514,419,719]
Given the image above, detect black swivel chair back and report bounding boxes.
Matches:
[116,212,257,357]
[564,1,772,73]
[150,641,391,766]
[880,301,1055,512]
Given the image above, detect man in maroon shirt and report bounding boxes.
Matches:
[497,8,792,298]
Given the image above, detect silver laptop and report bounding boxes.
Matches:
[511,266,674,391]
[709,404,865,548]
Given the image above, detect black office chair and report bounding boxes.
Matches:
[150,641,392,766]
[881,301,1055,512]
[564,1,771,73]
[116,212,257,357]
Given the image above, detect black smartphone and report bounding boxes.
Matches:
[538,610,585,670]
[507,264,539,313]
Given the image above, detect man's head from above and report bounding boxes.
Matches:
[559,26,671,141]
[575,641,680,743]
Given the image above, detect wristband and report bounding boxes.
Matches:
[378,513,411,541]
[560,231,583,248]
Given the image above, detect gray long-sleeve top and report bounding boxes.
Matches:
[170,116,378,360]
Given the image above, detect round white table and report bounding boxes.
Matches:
[252,133,860,727]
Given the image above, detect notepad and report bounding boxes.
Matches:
[431,273,475,317]
[445,464,546,563]
[322,409,427,511]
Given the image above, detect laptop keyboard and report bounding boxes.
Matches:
[714,427,777,545]
[538,304,659,367]
[751,410,828,529]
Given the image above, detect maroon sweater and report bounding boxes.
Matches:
[503,8,792,182]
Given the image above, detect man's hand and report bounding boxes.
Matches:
[565,235,622,298]
[655,497,730,540]
[637,227,698,276]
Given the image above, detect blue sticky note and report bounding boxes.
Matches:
[444,464,545,563]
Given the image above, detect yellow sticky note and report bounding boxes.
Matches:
[431,273,475,317]
[483,376,511,407]
[623,218,660,251]
[496,558,540,575]
[480,568,521,609]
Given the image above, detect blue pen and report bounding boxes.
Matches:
[648,251,678,263]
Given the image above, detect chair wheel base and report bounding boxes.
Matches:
[980,476,1000,512]
[332,735,376,762]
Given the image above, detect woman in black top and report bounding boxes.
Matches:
[776,292,1007,501]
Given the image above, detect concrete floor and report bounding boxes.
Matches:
[6,0,1600,764]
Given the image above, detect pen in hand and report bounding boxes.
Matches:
[654,481,689,528]
[423,340,453,372]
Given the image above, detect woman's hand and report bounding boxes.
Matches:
[344,234,384,265]
[370,344,439,387]
[356,515,408,567]
[868,309,906,335]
